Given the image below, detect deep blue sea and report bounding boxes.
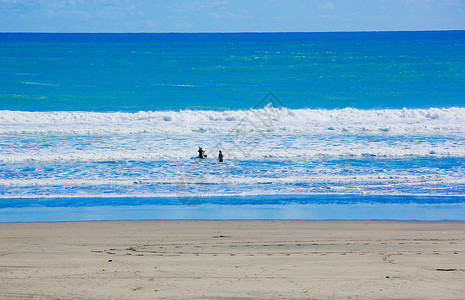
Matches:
[1,32,465,221]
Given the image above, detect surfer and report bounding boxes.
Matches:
[218,150,224,162]
[198,147,206,159]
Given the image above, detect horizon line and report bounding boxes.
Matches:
[1,29,464,34]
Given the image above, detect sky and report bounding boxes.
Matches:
[1,0,464,33]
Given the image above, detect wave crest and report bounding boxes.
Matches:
[1,107,464,135]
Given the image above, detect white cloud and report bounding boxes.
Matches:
[173,0,230,12]
[208,12,221,19]
[318,1,334,10]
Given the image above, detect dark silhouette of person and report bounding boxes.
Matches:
[218,150,224,162]
[198,147,206,159]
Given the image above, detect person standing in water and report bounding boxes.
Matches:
[218,150,224,162]
[198,147,206,159]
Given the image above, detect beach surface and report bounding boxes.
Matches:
[1,220,464,299]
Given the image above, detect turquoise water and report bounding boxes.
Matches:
[1,32,464,111]
[1,32,465,221]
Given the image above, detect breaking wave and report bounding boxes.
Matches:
[1,107,465,135]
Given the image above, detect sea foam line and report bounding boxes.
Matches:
[0,174,463,187]
[1,107,465,135]
[2,146,465,162]
[1,191,465,200]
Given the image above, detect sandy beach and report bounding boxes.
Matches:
[1,220,464,299]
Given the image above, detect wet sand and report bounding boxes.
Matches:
[1,221,464,299]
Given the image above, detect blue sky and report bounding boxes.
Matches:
[1,0,464,32]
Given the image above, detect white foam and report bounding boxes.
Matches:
[1,107,464,135]
[1,190,464,200]
[1,145,465,162]
[0,173,462,187]
[21,81,59,86]
[1,107,465,162]
[1,137,465,162]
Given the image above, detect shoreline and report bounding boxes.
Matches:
[1,220,464,299]
[2,200,465,223]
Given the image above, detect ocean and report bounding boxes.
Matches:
[1,31,465,222]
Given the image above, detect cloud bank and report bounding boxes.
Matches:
[0,0,464,32]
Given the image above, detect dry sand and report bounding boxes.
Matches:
[0,220,464,299]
